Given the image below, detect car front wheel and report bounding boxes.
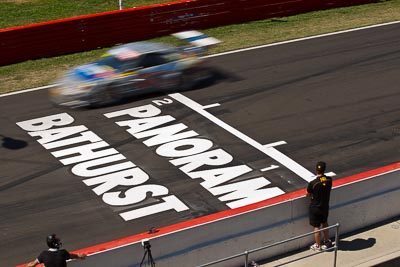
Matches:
[178,70,196,91]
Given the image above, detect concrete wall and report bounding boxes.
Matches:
[62,163,399,267]
[0,0,379,66]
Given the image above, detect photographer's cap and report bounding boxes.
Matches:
[316,161,326,173]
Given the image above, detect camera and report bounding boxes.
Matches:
[141,239,151,249]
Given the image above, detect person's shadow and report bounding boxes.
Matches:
[1,135,28,150]
[339,238,376,251]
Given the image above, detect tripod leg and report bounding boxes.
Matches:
[140,249,148,267]
[148,249,156,267]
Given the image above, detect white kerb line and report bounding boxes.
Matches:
[169,93,316,182]
[261,165,280,172]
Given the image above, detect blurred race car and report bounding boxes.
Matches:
[49,31,220,108]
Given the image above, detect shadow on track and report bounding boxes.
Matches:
[1,135,28,150]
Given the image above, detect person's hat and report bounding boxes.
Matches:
[46,234,62,249]
[316,161,326,173]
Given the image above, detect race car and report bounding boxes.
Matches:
[49,31,220,108]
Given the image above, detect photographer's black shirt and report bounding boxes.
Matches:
[38,249,71,267]
[307,175,332,209]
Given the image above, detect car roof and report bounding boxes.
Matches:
[108,41,176,56]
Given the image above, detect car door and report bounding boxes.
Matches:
[111,58,142,95]
[135,53,177,91]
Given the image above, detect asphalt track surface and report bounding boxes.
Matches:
[1,22,399,266]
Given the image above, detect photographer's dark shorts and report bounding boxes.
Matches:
[309,206,329,227]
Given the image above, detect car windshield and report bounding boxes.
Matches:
[97,56,140,71]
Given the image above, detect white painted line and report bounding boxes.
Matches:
[2,20,399,97]
[0,84,57,98]
[262,147,315,182]
[309,172,337,179]
[169,93,316,182]
[264,141,287,148]
[325,171,336,177]
[261,165,280,172]
[202,103,221,109]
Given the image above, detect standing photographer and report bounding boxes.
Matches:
[307,161,333,251]
[26,234,86,267]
